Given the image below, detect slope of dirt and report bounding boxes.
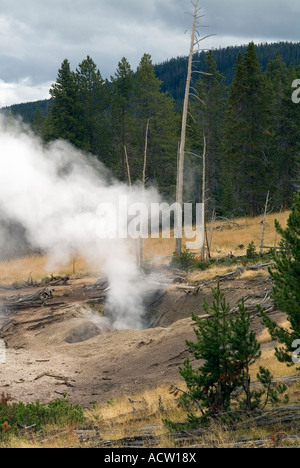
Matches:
[149,275,273,327]
[0,275,284,406]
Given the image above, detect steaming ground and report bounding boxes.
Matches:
[0,117,160,330]
[0,273,286,406]
[0,116,287,407]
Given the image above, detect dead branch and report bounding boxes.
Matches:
[4,288,53,310]
[124,146,132,189]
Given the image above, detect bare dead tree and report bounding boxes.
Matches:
[176,1,214,255]
[208,208,216,254]
[124,146,140,265]
[201,135,207,260]
[274,204,283,252]
[124,146,132,189]
[139,119,150,267]
[143,119,149,189]
[176,1,199,255]
[260,190,270,255]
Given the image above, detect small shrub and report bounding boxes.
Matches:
[170,250,195,271]
[140,259,153,275]
[193,259,216,271]
[106,399,115,407]
[246,241,257,259]
[0,396,85,438]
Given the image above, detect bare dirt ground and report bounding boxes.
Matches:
[0,273,285,407]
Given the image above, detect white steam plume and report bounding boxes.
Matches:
[0,117,160,330]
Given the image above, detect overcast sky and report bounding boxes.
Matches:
[0,0,299,107]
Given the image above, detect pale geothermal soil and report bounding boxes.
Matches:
[0,275,285,407]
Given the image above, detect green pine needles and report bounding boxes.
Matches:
[260,192,300,365]
[165,284,287,429]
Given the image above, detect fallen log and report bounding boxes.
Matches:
[213,268,244,281]
[221,435,300,449]
[247,263,274,271]
[34,372,74,388]
[45,275,70,286]
[200,263,275,287]
[176,285,200,295]
[4,288,53,310]
[83,280,109,292]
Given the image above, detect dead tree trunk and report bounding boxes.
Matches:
[201,135,207,260]
[208,208,216,255]
[260,190,270,255]
[274,204,283,252]
[176,0,199,255]
[124,146,132,189]
[139,119,150,267]
[125,146,140,265]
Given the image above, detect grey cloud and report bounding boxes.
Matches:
[0,0,299,105]
[0,0,192,84]
[203,0,300,42]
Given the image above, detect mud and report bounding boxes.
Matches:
[0,274,284,406]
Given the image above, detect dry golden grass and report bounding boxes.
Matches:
[254,318,296,379]
[83,335,298,444]
[208,211,290,257]
[0,427,80,449]
[0,255,98,286]
[186,265,236,282]
[186,266,270,284]
[251,348,297,380]
[82,360,300,447]
[1,360,298,448]
[143,210,290,260]
[0,210,290,285]
[0,385,184,448]
[257,318,291,346]
[85,384,185,441]
[240,269,269,280]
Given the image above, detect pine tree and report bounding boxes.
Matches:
[277,64,300,208]
[178,284,262,424]
[265,52,289,208]
[132,54,179,195]
[179,284,234,421]
[31,108,45,138]
[229,300,261,411]
[260,192,300,364]
[76,56,111,163]
[48,59,81,146]
[166,284,285,429]
[266,55,300,209]
[111,57,134,179]
[223,43,272,216]
[189,51,227,213]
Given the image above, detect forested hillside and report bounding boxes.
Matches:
[1,41,300,216]
[2,99,51,123]
[156,41,300,106]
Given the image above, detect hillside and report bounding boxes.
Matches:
[1,41,300,121]
[156,41,300,106]
[0,99,51,124]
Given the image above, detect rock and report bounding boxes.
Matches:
[65,321,102,344]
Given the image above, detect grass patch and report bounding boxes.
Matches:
[0,395,85,440]
[170,249,274,274]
